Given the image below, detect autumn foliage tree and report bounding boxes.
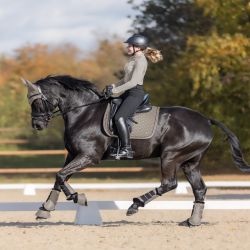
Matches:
[129,0,250,168]
[0,39,126,147]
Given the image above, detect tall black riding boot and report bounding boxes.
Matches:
[111,117,134,159]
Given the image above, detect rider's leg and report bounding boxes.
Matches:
[114,116,133,158]
[112,88,144,158]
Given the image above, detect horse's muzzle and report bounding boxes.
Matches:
[32,118,48,130]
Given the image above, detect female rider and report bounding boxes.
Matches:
[105,34,163,159]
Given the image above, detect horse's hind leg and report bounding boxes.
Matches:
[127,153,178,216]
[180,154,207,227]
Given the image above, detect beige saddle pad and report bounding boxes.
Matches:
[103,103,160,139]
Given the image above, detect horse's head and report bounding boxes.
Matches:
[22,78,58,130]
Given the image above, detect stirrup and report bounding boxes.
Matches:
[114,145,134,160]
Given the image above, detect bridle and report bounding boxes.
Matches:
[29,87,55,123]
[29,86,106,123]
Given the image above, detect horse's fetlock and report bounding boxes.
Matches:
[66,192,78,202]
[132,198,145,207]
[188,202,205,226]
[43,189,60,211]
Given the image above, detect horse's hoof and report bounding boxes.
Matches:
[126,203,138,216]
[179,220,191,227]
[35,208,51,220]
[77,193,88,206]
[187,218,201,227]
[179,219,200,227]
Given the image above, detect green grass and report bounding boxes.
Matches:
[0,155,160,181]
[0,155,65,168]
[0,176,162,183]
[0,152,245,183]
[0,155,159,168]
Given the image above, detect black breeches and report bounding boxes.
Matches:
[114,85,145,122]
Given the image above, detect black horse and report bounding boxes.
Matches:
[22,75,250,226]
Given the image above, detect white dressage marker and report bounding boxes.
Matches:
[1,200,250,225]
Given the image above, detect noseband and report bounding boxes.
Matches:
[28,87,54,123]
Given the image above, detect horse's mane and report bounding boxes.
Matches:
[36,75,102,97]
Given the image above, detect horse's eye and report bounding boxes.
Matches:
[32,99,44,112]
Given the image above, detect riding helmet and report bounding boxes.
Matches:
[124,34,148,50]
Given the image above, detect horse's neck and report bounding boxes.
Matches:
[63,102,108,132]
[59,89,99,113]
[60,90,106,129]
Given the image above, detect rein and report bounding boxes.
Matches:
[29,87,107,121]
[51,96,106,118]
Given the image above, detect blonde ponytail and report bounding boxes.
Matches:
[144,47,163,63]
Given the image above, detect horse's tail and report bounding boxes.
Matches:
[210,118,250,173]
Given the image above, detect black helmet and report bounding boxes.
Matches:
[124,34,148,50]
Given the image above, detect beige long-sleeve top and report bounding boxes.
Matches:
[111,52,148,96]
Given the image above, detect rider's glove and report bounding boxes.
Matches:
[103,85,113,99]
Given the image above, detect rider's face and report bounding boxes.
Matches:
[127,44,140,55]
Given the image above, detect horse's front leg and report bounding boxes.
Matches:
[36,177,75,219]
[55,154,95,205]
[35,185,61,219]
[36,154,74,220]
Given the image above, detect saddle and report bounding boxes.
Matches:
[109,94,152,133]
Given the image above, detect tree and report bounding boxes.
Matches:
[129,0,250,168]
[0,39,126,148]
[196,0,250,36]
[129,0,213,62]
[128,0,214,107]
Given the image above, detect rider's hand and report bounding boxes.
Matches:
[103,85,113,99]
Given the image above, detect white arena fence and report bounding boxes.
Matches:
[0,181,250,195]
[1,200,250,225]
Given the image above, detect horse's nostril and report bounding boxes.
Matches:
[33,123,40,130]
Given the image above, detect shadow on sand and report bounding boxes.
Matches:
[0,220,216,228]
[0,221,74,228]
[102,220,215,228]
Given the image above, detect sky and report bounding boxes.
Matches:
[0,0,142,55]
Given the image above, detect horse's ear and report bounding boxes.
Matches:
[20,77,40,97]
[21,78,33,86]
[21,77,27,86]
